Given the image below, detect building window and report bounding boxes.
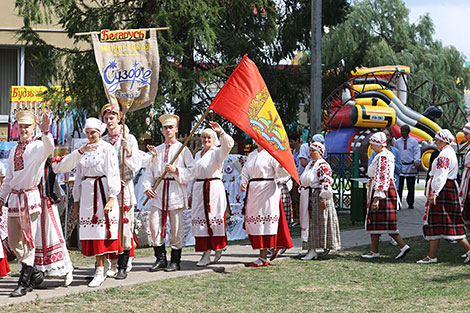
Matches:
[0,48,18,116]
[0,46,48,117]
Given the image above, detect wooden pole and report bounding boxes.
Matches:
[74,27,169,37]
[119,115,126,247]
[143,107,211,206]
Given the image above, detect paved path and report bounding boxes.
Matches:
[0,191,426,307]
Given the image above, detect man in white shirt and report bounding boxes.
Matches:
[143,114,194,272]
[394,125,421,209]
[0,111,53,297]
[101,104,140,280]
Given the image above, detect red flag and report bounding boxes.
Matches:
[209,55,299,184]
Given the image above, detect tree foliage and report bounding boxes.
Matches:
[322,0,470,128]
[13,0,314,147]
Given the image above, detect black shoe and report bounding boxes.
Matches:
[164,248,182,272]
[116,250,130,280]
[11,265,34,297]
[164,262,181,272]
[115,268,127,279]
[149,245,167,272]
[408,206,414,209]
[149,259,168,272]
[28,267,44,291]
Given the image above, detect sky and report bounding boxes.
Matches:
[402,0,470,61]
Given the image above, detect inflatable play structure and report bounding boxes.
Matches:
[322,65,467,174]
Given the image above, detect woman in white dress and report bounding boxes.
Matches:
[73,118,121,287]
[299,142,341,260]
[241,146,292,267]
[191,121,234,267]
[35,143,95,286]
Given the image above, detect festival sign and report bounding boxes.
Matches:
[209,55,299,184]
[10,86,72,116]
[91,28,160,115]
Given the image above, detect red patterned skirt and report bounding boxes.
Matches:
[366,181,399,234]
[195,236,227,252]
[424,180,466,240]
[0,257,10,277]
[249,199,294,250]
[463,194,470,225]
[81,239,123,257]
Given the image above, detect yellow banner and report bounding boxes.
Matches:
[10,86,72,102]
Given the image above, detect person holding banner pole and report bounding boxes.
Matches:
[101,104,140,280]
[191,121,234,267]
[143,114,195,272]
[0,111,54,297]
[240,145,293,267]
[72,118,122,287]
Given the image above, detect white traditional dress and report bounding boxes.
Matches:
[72,140,121,256]
[35,150,82,276]
[142,141,195,249]
[0,133,54,266]
[366,149,399,234]
[0,205,10,277]
[424,146,465,240]
[241,149,293,249]
[103,128,140,251]
[459,149,470,225]
[191,132,234,251]
[300,158,340,251]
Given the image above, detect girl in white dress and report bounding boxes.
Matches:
[73,118,121,287]
[191,121,234,266]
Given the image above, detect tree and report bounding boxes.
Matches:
[321,0,470,128]
[14,0,281,140]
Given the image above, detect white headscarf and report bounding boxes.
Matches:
[369,132,387,146]
[201,128,220,147]
[84,117,106,135]
[311,134,325,144]
[310,142,325,157]
[435,129,454,144]
[463,122,470,134]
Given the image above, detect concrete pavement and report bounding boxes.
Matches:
[0,191,426,307]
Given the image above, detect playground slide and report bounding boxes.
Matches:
[325,127,361,153]
[352,83,441,141]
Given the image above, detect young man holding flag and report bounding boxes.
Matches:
[143,114,195,272]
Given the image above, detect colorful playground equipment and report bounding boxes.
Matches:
[322,65,467,174]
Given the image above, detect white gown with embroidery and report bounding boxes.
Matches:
[191,132,234,237]
[72,140,120,240]
[35,150,82,276]
[241,149,288,236]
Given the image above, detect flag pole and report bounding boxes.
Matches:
[143,107,211,206]
[119,114,126,247]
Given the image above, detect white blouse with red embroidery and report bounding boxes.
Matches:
[300,158,333,200]
[367,149,395,199]
[429,146,458,196]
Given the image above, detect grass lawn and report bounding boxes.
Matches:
[5,236,470,313]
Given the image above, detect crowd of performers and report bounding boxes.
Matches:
[2,103,470,298]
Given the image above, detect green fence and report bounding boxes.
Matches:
[326,151,360,211]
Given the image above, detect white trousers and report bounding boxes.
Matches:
[149,207,183,249]
[8,212,39,266]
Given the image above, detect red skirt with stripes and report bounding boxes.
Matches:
[366,181,399,234]
[81,239,123,257]
[424,180,466,240]
[462,194,470,225]
[195,236,227,252]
